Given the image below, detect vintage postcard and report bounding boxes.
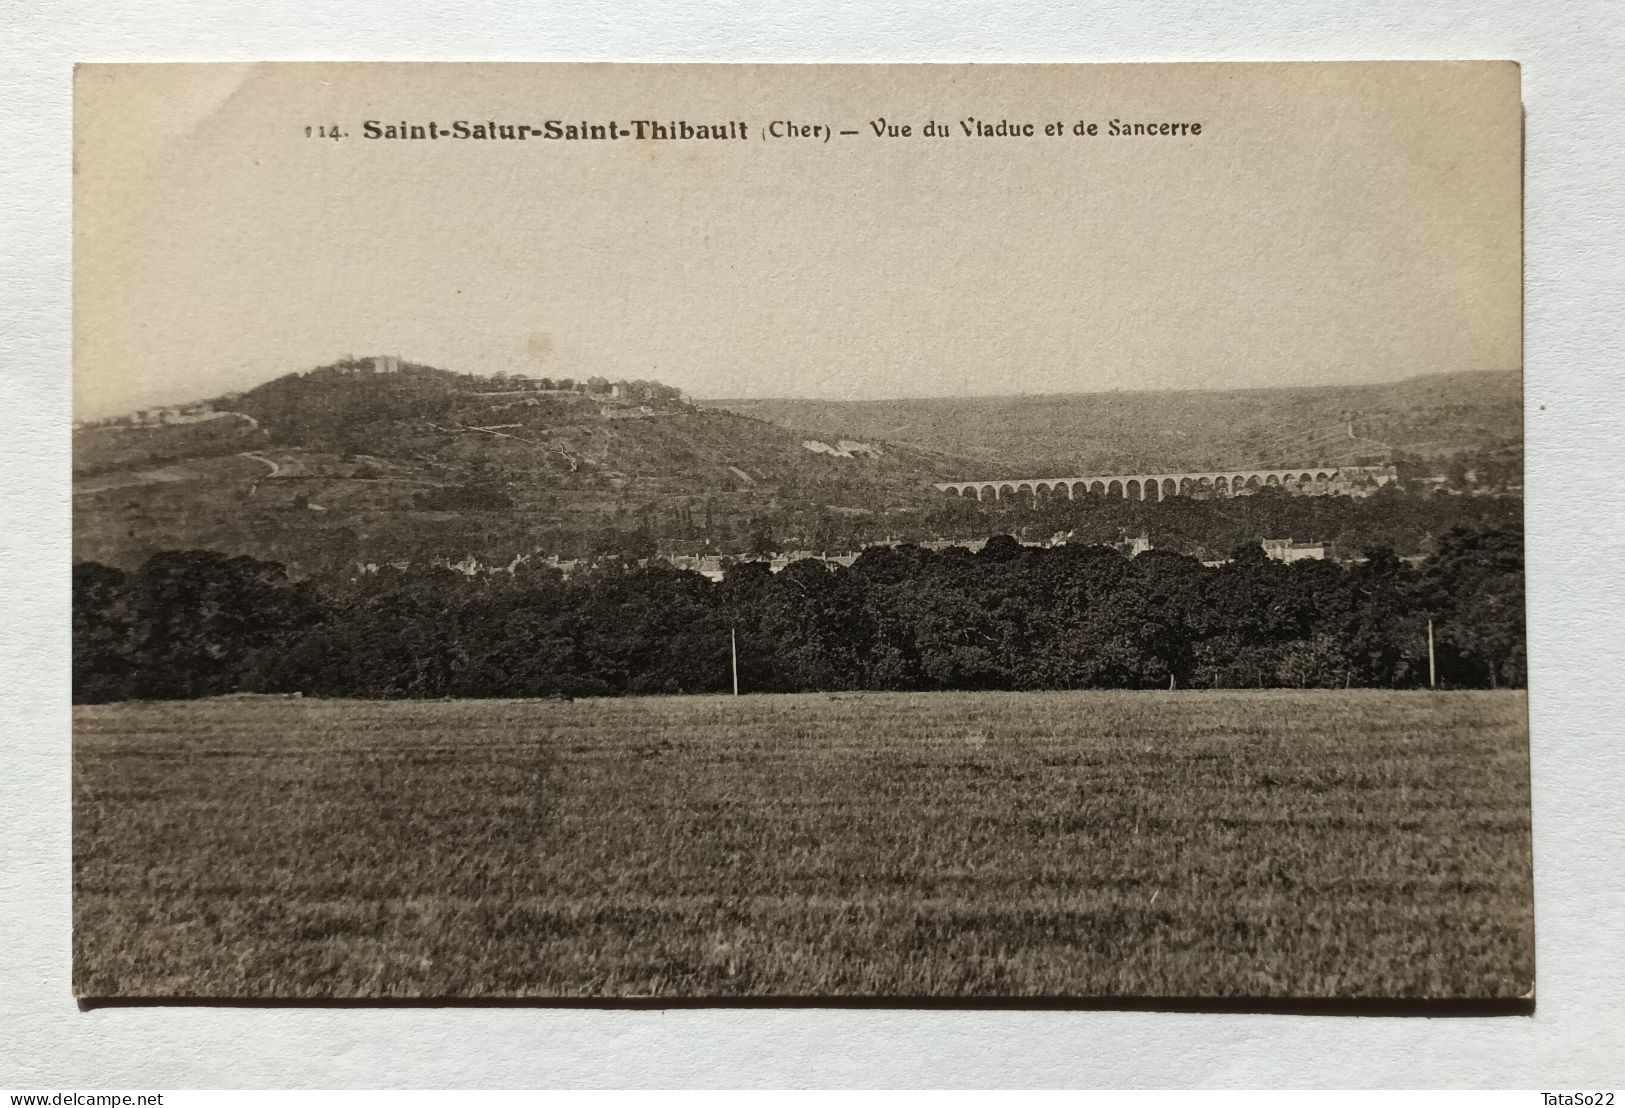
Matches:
[72,62,1529,1000]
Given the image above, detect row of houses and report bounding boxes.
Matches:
[100,402,239,428]
[318,356,688,406]
[476,373,684,403]
[353,531,1330,583]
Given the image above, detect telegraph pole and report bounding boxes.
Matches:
[731,626,740,697]
[1427,617,1437,689]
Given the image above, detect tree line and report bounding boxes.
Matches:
[72,527,1525,704]
[915,484,1522,565]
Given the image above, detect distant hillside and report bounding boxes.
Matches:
[73,358,970,574]
[74,362,1523,574]
[711,371,1523,478]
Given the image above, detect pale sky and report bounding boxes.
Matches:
[74,62,1522,420]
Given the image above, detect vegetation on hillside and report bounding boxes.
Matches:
[716,370,1523,476]
[71,415,264,478]
[73,359,968,573]
[73,363,1525,574]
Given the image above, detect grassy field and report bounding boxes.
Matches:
[73,690,1533,999]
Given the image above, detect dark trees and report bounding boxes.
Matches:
[70,551,327,701]
[1415,527,1526,688]
[72,526,1525,702]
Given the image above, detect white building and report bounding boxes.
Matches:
[1262,537,1327,563]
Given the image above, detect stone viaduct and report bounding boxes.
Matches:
[935,467,1344,503]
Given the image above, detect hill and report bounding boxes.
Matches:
[73,358,969,574]
[711,370,1523,478]
[74,361,1523,575]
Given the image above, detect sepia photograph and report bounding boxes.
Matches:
[71,61,1530,1001]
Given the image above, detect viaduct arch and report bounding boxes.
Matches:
[934,467,1344,503]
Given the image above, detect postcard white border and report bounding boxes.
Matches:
[5,0,1624,1089]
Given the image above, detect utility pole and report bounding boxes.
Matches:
[1427,617,1437,689]
[731,626,740,697]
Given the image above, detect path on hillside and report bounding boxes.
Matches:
[425,421,583,472]
[241,451,280,478]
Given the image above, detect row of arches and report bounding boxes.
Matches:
[943,471,1337,503]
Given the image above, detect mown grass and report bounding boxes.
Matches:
[73,690,1533,999]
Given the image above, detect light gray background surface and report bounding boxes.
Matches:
[4,0,1623,1089]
